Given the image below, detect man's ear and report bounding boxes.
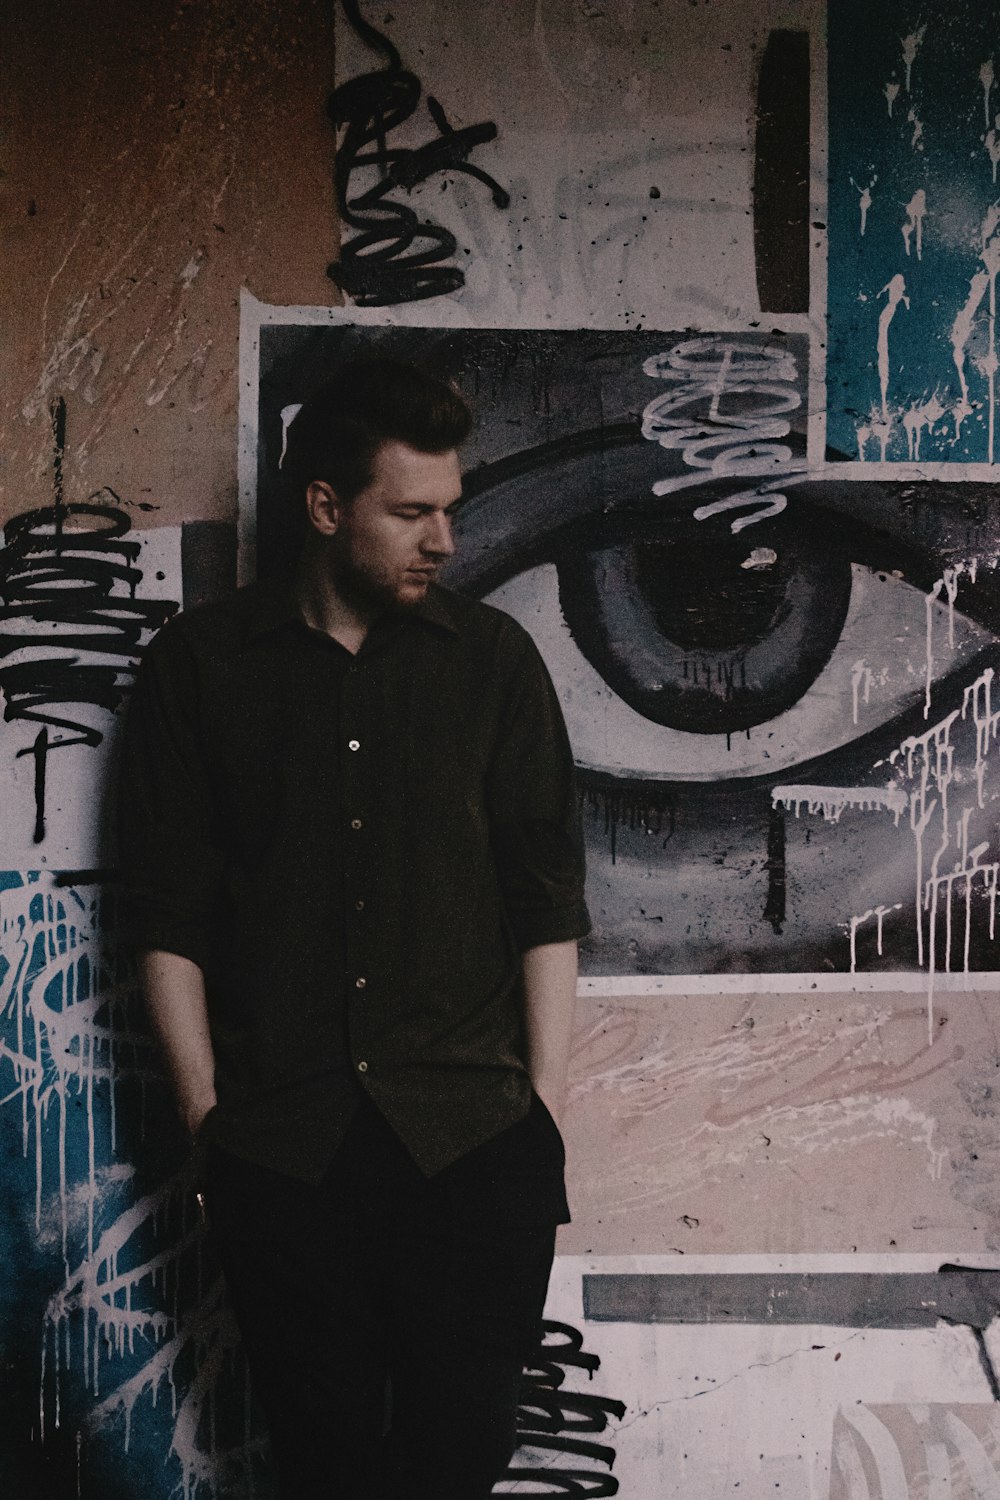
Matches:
[305,480,343,537]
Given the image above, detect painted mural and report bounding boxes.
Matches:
[250,314,1000,987]
[5,0,1000,1496]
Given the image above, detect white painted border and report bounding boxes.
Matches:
[557,1251,1000,1275]
[577,970,1000,997]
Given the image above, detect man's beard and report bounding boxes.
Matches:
[328,541,424,614]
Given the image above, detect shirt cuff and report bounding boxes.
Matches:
[511,901,592,951]
[122,909,216,972]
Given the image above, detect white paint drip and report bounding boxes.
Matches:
[279,403,303,469]
[777,658,1000,1027]
[890,669,999,1025]
[902,391,943,460]
[0,875,253,1494]
[980,204,1000,462]
[852,175,876,236]
[877,275,909,433]
[850,660,889,725]
[885,81,901,118]
[986,115,1000,183]
[848,905,904,972]
[982,60,995,128]
[922,803,999,1040]
[961,666,1000,807]
[901,27,926,94]
[907,108,924,152]
[772,784,908,825]
[949,271,988,441]
[923,564,970,718]
[902,189,927,259]
[855,399,896,461]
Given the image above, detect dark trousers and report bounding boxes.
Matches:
[204,1094,565,1499]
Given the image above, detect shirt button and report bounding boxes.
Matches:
[355,898,365,912]
[355,976,366,990]
[348,739,360,751]
[357,1060,369,1074]
[350,818,363,831]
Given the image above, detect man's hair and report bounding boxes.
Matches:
[283,357,473,503]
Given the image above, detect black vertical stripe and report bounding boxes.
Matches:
[753,30,811,314]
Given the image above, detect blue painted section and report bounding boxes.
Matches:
[828,3,1000,462]
[0,873,259,1498]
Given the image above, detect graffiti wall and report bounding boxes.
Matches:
[5,0,1000,1495]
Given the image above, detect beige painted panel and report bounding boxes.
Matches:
[560,992,1000,1255]
[2,0,337,527]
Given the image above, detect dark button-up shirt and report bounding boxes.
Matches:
[118,580,590,1184]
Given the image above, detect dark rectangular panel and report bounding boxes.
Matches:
[583,1270,1000,1329]
[753,30,810,314]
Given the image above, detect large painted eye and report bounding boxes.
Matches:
[484,556,993,782]
[448,432,1000,976]
[453,446,999,786]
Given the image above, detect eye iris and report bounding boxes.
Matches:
[557,537,853,735]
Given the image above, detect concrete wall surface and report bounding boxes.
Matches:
[4,1,1000,1496]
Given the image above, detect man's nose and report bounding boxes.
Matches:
[422,511,456,557]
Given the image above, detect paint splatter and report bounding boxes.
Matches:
[772,784,909,824]
[901,27,926,94]
[981,59,995,126]
[876,274,910,436]
[852,174,876,235]
[902,188,927,258]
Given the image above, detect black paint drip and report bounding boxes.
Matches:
[583,785,676,866]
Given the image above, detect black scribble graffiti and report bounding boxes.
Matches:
[329,0,510,305]
[0,397,178,842]
[506,1320,626,1497]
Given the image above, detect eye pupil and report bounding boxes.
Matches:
[558,534,853,736]
[635,537,790,652]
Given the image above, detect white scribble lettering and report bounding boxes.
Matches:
[642,337,802,534]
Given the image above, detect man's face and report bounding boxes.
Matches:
[327,439,462,608]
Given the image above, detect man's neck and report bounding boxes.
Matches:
[294,552,382,655]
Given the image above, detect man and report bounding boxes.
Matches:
[118,358,590,1498]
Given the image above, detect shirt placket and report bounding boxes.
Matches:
[340,656,374,1081]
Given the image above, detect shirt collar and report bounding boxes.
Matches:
[238,577,461,647]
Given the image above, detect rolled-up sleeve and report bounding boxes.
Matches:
[487,630,591,951]
[117,622,223,970]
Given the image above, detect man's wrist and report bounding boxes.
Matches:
[532,1077,567,1126]
[181,1094,218,1142]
